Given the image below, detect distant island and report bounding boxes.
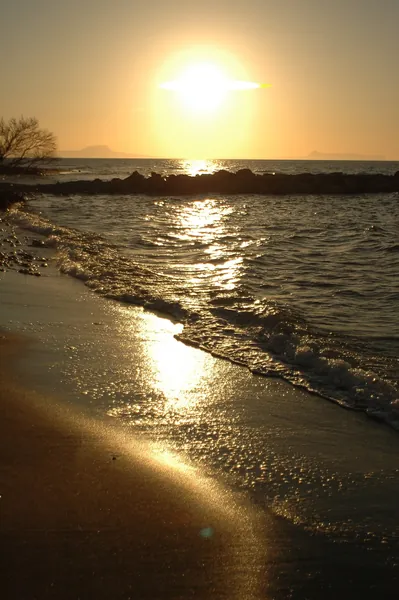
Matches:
[58,145,150,159]
[307,151,386,161]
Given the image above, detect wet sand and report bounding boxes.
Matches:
[0,333,265,600]
[2,332,399,600]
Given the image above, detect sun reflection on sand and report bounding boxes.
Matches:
[142,313,211,411]
[150,446,195,474]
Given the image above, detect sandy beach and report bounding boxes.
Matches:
[1,219,399,599]
[1,332,267,600]
[0,221,266,599]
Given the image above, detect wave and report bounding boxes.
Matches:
[8,203,399,430]
[179,298,399,421]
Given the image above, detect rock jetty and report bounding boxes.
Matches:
[2,169,399,198]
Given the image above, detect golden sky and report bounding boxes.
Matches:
[1,0,398,159]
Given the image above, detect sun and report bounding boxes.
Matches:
[160,63,229,113]
[160,62,269,114]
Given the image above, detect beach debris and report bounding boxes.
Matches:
[31,238,46,247]
[0,221,52,276]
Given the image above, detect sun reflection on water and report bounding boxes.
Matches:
[175,198,243,292]
[179,198,225,232]
[180,158,220,176]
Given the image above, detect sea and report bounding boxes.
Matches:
[7,158,399,420]
[4,157,399,568]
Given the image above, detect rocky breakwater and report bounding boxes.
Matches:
[4,168,399,197]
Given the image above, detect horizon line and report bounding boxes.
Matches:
[57,154,394,161]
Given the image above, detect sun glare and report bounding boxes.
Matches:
[160,62,269,114]
[161,63,229,113]
[153,49,272,156]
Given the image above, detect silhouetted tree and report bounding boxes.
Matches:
[0,116,57,169]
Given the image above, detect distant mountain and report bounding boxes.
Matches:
[58,145,149,158]
[307,151,386,161]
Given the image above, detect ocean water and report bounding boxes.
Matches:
[9,158,399,427]
[4,157,399,557]
[41,156,399,182]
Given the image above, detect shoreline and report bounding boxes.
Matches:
[2,204,398,432]
[0,332,267,600]
[1,219,399,597]
[2,332,399,599]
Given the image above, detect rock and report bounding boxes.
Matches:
[2,168,399,197]
[148,172,166,193]
[0,190,26,211]
[123,171,146,192]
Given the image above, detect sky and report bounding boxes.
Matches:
[1,0,398,159]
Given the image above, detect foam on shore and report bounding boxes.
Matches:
[5,203,399,429]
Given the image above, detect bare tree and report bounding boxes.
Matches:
[0,116,57,169]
